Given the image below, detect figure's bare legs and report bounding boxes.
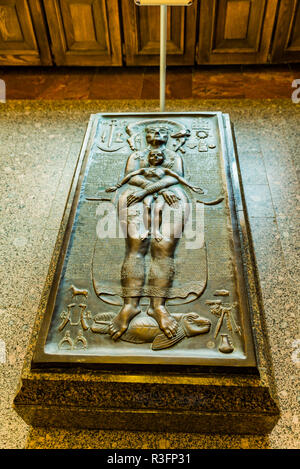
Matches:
[110,196,150,340]
[147,238,178,338]
[140,195,153,241]
[147,189,190,338]
[151,195,165,242]
[141,195,165,242]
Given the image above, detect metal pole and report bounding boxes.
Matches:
[160,5,167,112]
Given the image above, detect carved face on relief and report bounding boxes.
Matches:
[145,126,169,147]
[148,149,165,167]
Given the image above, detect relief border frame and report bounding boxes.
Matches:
[31,111,257,369]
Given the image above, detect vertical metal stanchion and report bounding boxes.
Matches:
[160,5,167,112]
[135,1,193,111]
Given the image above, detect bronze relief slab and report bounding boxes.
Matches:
[33,112,256,367]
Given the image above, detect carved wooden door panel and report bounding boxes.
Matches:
[197,0,278,64]
[121,0,198,65]
[0,0,52,65]
[271,0,300,62]
[43,0,122,65]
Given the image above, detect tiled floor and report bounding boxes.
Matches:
[0,64,299,100]
[0,97,299,449]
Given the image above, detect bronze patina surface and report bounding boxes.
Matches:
[14,111,279,434]
[32,112,256,368]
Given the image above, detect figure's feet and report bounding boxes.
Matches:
[152,230,163,242]
[140,230,150,241]
[109,305,140,341]
[147,306,178,339]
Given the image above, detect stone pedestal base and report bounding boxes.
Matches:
[14,369,278,434]
[14,112,279,434]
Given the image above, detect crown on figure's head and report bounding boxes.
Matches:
[145,125,169,132]
[126,119,188,152]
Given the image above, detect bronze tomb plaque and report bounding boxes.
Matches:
[33,112,256,367]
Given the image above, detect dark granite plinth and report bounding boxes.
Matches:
[14,112,279,434]
[14,369,278,434]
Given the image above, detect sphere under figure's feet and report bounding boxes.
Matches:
[147,305,178,338]
[109,304,140,341]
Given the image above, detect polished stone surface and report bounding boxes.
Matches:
[0,65,298,100]
[0,99,299,448]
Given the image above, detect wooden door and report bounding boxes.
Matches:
[43,0,122,66]
[197,0,278,64]
[0,0,52,65]
[121,0,198,65]
[271,0,300,62]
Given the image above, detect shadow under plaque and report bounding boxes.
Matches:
[14,112,279,434]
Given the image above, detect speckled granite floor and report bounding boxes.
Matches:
[0,99,299,449]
